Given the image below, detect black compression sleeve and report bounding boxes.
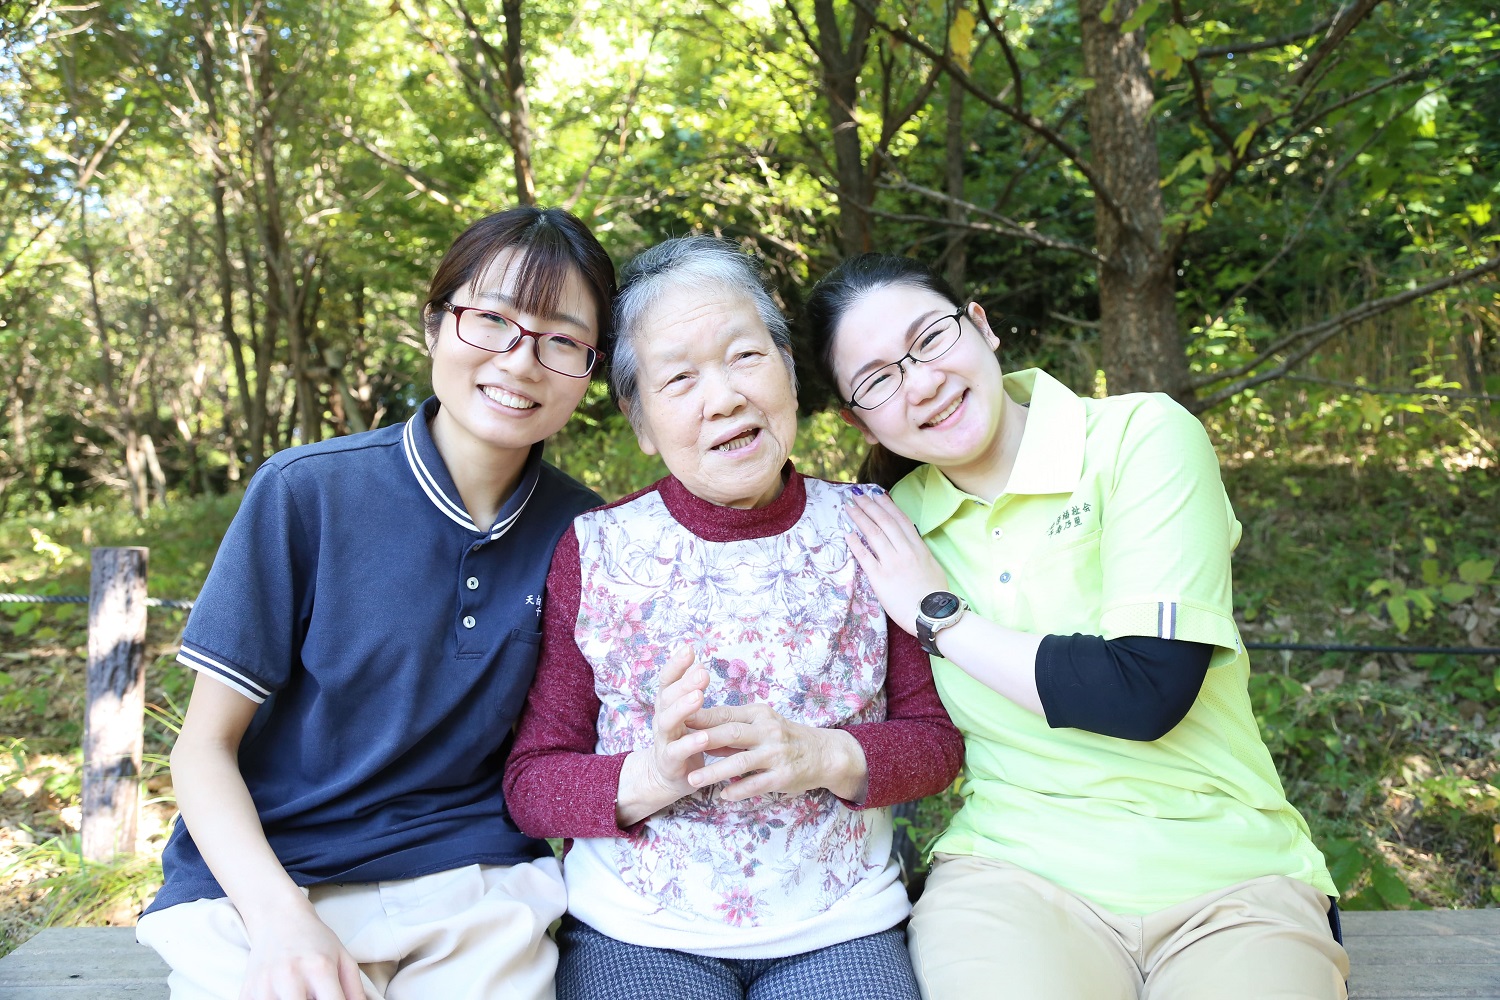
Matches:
[1035,633,1213,741]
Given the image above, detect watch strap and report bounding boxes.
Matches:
[916,619,945,657]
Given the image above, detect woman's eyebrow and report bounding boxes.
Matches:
[474,290,589,331]
[849,309,942,382]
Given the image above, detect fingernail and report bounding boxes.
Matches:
[850,485,864,496]
[870,485,885,495]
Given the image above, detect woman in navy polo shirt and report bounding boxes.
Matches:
[137,207,615,1000]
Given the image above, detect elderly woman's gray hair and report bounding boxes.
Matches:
[608,235,796,424]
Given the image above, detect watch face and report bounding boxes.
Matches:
[921,591,962,619]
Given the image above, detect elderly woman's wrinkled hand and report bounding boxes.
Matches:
[684,703,868,804]
[649,646,712,787]
[616,646,713,825]
[844,491,951,636]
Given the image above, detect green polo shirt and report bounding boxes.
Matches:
[893,369,1335,913]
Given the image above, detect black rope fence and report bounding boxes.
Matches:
[1245,641,1500,656]
[4,593,1498,653]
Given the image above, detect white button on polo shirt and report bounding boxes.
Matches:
[462,615,476,629]
[466,577,479,590]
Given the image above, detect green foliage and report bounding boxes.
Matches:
[1367,541,1495,636]
[3,0,1496,510]
[0,494,231,747]
[1223,460,1499,908]
[2,834,162,930]
[1,0,1499,938]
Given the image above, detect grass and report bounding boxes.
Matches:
[0,495,231,956]
[0,454,1495,958]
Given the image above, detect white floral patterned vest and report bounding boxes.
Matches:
[568,477,891,927]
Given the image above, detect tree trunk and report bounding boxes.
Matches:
[195,1,254,450]
[501,0,536,206]
[251,32,319,447]
[76,190,149,517]
[812,0,877,257]
[1079,0,1188,398]
[943,76,968,294]
[294,249,324,442]
[244,239,271,471]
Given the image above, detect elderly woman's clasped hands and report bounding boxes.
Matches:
[622,647,867,824]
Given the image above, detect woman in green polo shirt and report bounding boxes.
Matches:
[805,254,1349,1000]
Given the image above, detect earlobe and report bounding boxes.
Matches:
[621,400,658,455]
[839,407,879,446]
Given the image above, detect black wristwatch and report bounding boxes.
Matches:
[916,591,969,657]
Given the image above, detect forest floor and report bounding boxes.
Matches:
[0,458,1496,957]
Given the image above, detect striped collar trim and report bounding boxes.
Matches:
[401,397,543,541]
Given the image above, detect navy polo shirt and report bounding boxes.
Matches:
[148,397,600,914]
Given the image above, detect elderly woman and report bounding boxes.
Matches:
[504,236,963,1000]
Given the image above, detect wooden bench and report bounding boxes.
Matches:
[0,910,1496,998]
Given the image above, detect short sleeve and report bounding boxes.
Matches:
[1097,395,1243,667]
[176,463,312,702]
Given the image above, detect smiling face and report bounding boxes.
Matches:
[628,283,799,509]
[829,281,1007,483]
[429,249,598,462]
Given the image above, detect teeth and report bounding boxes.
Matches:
[714,430,757,452]
[923,395,962,428]
[482,385,536,409]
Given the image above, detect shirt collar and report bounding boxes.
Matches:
[401,396,544,540]
[911,368,1087,535]
[658,463,806,541]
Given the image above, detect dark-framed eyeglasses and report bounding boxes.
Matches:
[845,305,968,410]
[441,302,600,378]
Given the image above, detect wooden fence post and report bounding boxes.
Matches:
[82,546,149,862]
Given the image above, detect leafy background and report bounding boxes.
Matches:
[1,0,1497,954]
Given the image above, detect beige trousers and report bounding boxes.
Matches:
[136,860,566,1000]
[908,855,1349,1000]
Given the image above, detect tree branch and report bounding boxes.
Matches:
[1205,80,1440,326]
[974,0,1023,112]
[563,21,660,213]
[780,0,824,65]
[874,60,943,160]
[3,111,130,284]
[400,1,511,141]
[1049,310,1101,330]
[1281,374,1500,402]
[854,0,1126,225]
[874,178,1104,261]
[1292,0,1382,91]
[1194,15,1337,59]
[1168,0,1383,251]
[1173,0,1235,154]
[1190,256,1500,410]
[325,117,470,211]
